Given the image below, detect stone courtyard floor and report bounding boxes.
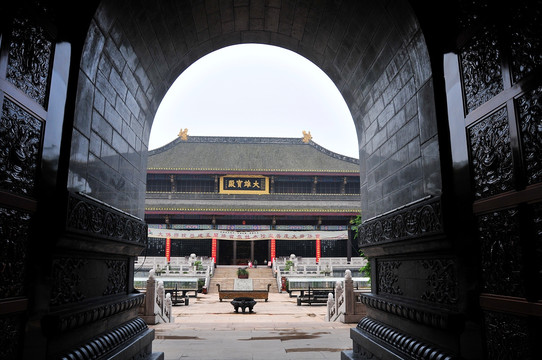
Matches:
[150,292,354,360]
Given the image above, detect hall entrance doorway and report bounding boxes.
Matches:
[217,239,270,266]
[236,241,251,265]
[254,240,269,266]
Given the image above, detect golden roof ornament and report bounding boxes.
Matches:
[178,128,188,141]
[302,130,312,143]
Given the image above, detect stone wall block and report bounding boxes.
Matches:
[421,138,442,195]
[408,30,432,87]
[91,109,113,144]
[81,21,105,81]
[74,73,94,138]
[264,5,280,33]
[95,71,117,108]
[418,79,438,144]
[234,5,249,32]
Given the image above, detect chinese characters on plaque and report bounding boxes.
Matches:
[219,175,269,194]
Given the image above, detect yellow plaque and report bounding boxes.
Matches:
[219,175,269,195]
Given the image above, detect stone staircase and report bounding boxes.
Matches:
[208,266,278,293]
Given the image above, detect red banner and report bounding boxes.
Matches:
[165,237,171,262]
[270,238,276,263]
[316,238,321,263]
[212,238,217,263]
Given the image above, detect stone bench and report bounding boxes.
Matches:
[297,289,330,306]
[216,283,271,302]
[164,289,189,306]
[230,297,257,313]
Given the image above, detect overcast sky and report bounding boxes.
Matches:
[149,44,359,159]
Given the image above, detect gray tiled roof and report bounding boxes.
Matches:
[148,136,359,173]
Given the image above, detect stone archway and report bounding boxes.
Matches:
[1,0,540,359]
[0,0,451,358]
[70,1,450,359]
[70,0,441,221]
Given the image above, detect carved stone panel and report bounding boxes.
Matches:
[50,257,128,307]
[0,207,31,300]
[377,261,403,296]
[103,259,128,296]
[43,294,144,334]
[468,107,514,199]
[477,208,524,298]
[517,86,542,185]
[360,293,454,330]
[460,27,504,114]
[50,257,87,306]
[509,6,542,84]
[358,197,443,246]
[419,259,459,305]
[531,202,542,296]
[0,98,43,197]
[483,311,530,359]
[66,191,147,247]
[6,17,53,107]
[0,313,25,360]
[376,257,459,309]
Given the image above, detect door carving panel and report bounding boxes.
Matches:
[445,2,542,357]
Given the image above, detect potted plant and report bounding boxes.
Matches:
[284,260,294,271]
[350,213,371,280]
[237,267,249,279]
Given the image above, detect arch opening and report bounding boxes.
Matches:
[150,43,359,159]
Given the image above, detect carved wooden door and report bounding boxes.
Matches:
[0,13,66,358]
[445,3,542,358]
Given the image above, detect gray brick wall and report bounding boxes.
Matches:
[70,0,441,220]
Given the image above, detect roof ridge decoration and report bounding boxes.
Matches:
[302,130,312,143]
[148,135,359,164]
[178,128,188,141]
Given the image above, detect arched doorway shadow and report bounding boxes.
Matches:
[2,0,540,358]
[69,1,449,359]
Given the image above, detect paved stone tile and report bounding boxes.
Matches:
[150,292,353,359]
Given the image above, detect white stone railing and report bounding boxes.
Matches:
[136,255,213,293]
[272,256,367,278]
[274,265,284,292]
[274,256,366,267]
[135,255,215,277]
[139,270,174,324]
[203,267,211,291]
[326,270,369,323]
